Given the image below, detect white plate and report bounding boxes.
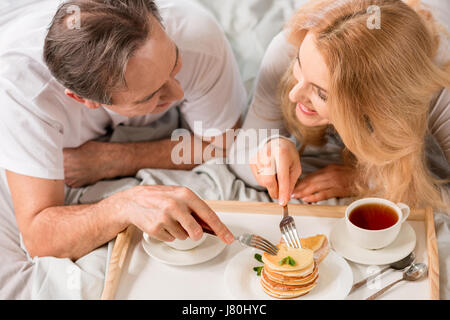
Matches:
[142,234,227,266]
[224,248,353,300]
[330,219,416,265]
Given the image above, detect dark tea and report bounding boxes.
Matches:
[349,204,398,230]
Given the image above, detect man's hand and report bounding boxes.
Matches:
[64,141,121,188]
[110,185,235,244]
[291,164,356,203]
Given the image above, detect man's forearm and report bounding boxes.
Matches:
[24,198,127,260]
[63,121,239,188]
[109,135,217,178]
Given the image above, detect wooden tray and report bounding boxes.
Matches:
[100,201,439,300]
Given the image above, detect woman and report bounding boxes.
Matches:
[229,0,450,209]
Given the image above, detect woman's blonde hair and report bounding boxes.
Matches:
[279,0,450,208]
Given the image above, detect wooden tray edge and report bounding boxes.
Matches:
[101,224,136,300]
[424,206,440,300]
[206,200,426,220]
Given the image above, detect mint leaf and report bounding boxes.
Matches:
[253,266,263,276]
[288,256,296,266]
[254,253,263,263]
[278,256,296,266]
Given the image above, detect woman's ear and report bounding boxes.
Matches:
[64,89,101,109]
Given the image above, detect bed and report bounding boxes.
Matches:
[0,0,448,300]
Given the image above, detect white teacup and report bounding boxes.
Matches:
[345,198,410,250]
[143,232,207,251]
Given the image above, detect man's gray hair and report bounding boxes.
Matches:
[44,0,162,105]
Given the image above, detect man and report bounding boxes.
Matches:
[0,0,246,266]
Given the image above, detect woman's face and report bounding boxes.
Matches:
[289,31,330,127]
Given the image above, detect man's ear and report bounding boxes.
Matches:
[64,89,101,109]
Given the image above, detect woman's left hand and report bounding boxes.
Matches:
[291,164,356,203]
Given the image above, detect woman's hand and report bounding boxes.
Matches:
[292,164,356,202]
[250,138,302,206]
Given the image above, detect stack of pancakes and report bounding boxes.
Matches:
[260,234,328,299]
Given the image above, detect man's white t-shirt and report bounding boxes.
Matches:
[0,0,246,181]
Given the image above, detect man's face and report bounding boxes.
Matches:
[105,15,184,117]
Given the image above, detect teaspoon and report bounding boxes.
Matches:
[349,252,416,293]
[366,263,428,300]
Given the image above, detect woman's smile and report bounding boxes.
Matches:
[297,102,318,115]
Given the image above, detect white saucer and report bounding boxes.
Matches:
[141,234,227,266]
[224,248,353,300]
[330,219,416,265]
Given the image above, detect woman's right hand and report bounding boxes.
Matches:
[250,138,302,206]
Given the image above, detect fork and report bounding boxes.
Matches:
[235,233,279,255]
[279,205,302,248]
[191,212,279,255]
